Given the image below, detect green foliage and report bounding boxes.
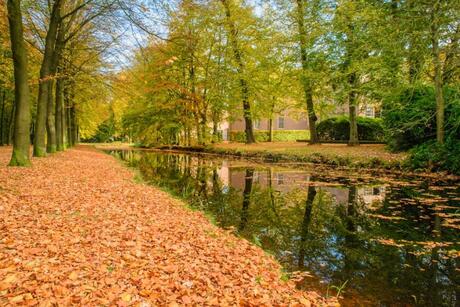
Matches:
[407,138,460,175]
[83,114,119,143]
[316,116,384,141]
[229,130,310,142]
[383,85,460,151]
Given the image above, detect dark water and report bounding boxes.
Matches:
[108,149,460,306]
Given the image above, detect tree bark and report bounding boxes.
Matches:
[55,76,64,151]
[295,0,319,144]
[298,184,316,268]
[0,90,5,146]
[348,73,359,146]
[431,0,445,144]
[7,0,32,166]
[70,104,78,146]
[220,0,255,144]
[33,0,63,157]
[239,168,254,231]
[268,117,273,142]
[407,0,424,84]
[46,79,57,153]
[54,23,66,151]
[8,103,15,145]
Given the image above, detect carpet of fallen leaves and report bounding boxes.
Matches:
[0,146,333,306]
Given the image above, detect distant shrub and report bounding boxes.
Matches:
[407,138,460,175]
[316,116,384,142]
[229,130,310,142]
[382,85,460,151]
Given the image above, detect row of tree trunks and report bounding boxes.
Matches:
[34,0,63,157]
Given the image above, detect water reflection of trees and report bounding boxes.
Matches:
[114,151,459,306]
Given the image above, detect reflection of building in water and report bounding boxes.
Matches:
[217,161,230,188]
[218,166,386,206]
[359,186,386,204]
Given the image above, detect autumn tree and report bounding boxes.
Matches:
[219,0,255,144]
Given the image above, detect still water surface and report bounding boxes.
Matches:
[108,149,459,306]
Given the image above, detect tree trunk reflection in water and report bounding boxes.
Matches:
[298,183,317,269]
[239,168,254,231]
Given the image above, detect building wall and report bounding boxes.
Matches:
[230,115,309,132]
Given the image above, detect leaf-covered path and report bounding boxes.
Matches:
[0,146,330,306]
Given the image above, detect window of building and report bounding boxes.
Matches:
[365,106,374,118]
[278,116,285,129]
[254,120,261,129]
[277,174,284,185]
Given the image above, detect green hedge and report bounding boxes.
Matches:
[316,116,385,142]
[407,138,460,175]
[382,85,460,151]
[229,130,310,142]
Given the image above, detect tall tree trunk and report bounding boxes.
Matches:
[220,0,255,144]
[55,76,64,151]
[298,184,316,268]
[268,117,273,142]
[407,0,423,84]
[33,0,63,157]
[46,16,65,153]
[200,113,207,145]
[295,0,319,144]
[64,80,72,147]
[348,73,359,146]
[212,111,219,143]
[0,90,5,146]
[7,0,32,166]
[8,103,15,145]
[239,168,254,231]
[431,0,445,144]
[54,23,66,151]
[46,80,57,153]
[70,104,78,146]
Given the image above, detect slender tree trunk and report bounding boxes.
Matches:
[298,184,316,268]
[295,0,319,144]
[220,0,255,144]
[7,0,32,166]
[54,23,66,151]
[33,0,63,157]
[212,112,218,143]
[239,168,254,231]
[0,90,5,146]
[46,79,57,153]
[348,73,359,146]
[431,0,445,144]
[407,0,423,84]
[8,103,15,145]
[62,97,67,148]
[55,76,64,151]
[200,113,207,145]
[268,117,273,142]
[64,80,72,147]
[70,104,78,146]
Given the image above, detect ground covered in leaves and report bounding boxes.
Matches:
[0,146,331,306]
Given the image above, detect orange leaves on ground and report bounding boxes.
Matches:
[0,146,332,306]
